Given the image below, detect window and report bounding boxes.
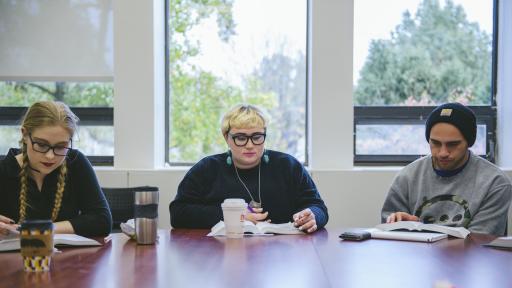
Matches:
[0,1,114,165]
[167,0,308,164]
[353,0,496,164]
[0,82,114,164]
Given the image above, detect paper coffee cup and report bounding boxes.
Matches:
[221,199,246,238]
[20,220,54,272]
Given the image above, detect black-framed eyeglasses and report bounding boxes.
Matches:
[28,134,72,156]
[229,133,266,147]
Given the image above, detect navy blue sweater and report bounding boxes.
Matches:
[0,148,112,236]
[170,150,328,229]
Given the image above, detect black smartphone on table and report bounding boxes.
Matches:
[339,231,371,241]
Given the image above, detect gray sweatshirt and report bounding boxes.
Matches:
[381,152,512,235]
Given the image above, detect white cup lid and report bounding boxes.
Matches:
[221,198,246,208]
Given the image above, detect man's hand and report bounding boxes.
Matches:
[293,208,317,233]
[386,212,420,223]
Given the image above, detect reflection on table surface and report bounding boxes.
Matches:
[1,228,511,288]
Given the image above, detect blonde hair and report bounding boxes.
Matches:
[221,104,268,136]
[18,101,79,222]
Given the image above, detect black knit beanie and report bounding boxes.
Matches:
[425,103,477,147]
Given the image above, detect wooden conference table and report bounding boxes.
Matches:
[1,228,511,288]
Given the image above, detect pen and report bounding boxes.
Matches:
[247,205,255,213]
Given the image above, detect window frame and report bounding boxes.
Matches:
[353,0,499,166]
[164,0,310,166]
[0,106,113,165]
[354,105,496,165]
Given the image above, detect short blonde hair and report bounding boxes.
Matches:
[221,104,268,136]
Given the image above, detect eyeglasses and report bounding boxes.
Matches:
[28,134,72,156]
[229,133,266,147]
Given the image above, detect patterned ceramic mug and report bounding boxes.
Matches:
[20,220,54,272]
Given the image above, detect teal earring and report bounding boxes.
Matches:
[226,150,232,166]
[262,150,269,163]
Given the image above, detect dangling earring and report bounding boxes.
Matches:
[226,150,232,166]
[262,149,269,164]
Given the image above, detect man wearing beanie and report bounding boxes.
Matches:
[381,102,512,235]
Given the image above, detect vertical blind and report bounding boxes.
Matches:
[0,0,113,81]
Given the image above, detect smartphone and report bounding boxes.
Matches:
[339,231,371,241]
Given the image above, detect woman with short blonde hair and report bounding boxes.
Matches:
[170,104,328,232]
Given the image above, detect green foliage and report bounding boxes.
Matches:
[169,0,235,65]
[169,0,237,162]
[169,0,305,162]
[169,65,277,162]
[0,82,113,107]
[1,0,306,162]
[251,52,306,155]
[354,0,492,106]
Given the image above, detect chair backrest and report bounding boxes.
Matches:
[102,186,159,231]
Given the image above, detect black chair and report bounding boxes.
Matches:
[102,186,159,231]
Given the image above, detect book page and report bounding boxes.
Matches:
[420,224,470,238]
[366,228,447,243]
[208,221,227,236]
[375,221,469,239]
[256,222,303,235]
[0,238,21,252]
[207,221,303,236]
[484,236,512,249]
[0,234,101,251]
[54,234,101,246]
[243,221,263,234]
[375,221,421,231]
[207,221,264,236]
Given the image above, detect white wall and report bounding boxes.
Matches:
[309,0,353,170]
[113,0,165,169]
[95,168,512,234]
[104,0,512,234]
[497,0,512,168]
[95,168,396,230]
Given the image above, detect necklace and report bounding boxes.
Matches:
[233,163,262,208]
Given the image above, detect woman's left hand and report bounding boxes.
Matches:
[293,208,317,233]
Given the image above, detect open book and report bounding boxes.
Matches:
[0,234,102,252]
[483,236,512,250]
[375,221,470,238]
[367,221,470,242]
[366,228,448,243]
[207,221,304,236]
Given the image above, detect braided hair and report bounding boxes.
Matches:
[18,101,79,223]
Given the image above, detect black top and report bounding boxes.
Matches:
[0,148,112,236]
[169,150,328,229]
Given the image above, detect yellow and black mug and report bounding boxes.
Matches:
[20,220,54,272]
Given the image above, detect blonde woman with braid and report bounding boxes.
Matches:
[0,101,112,237]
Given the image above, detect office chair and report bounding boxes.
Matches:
[102,186,159,231]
